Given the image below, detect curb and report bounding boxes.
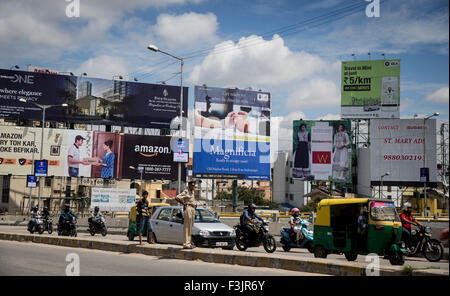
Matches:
[1,232,447,276]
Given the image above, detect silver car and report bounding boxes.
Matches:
[151,206,236,250]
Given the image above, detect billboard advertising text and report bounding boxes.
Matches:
[341,59,400,119]
[0,126,184,181]
[90,187,136,212]
[292,120,352,183]
[0,69,187,128]
[370,119,437,186]
[193,86,271,180]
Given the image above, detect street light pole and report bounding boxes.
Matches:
[147,44,184,194]
[380,172,390,198]
[19,99,67,209]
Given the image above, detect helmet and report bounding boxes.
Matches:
[33,206,38,210]
[43,206,48,211]
[403,202,412,209]
[248,203,256,213]
[94,206,99,212]
[64,203,70,210]
[291,208,299,214]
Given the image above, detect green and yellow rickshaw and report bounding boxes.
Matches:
[312,198,406,265]
[127,202,170,242]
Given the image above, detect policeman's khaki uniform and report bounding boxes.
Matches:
[176,189,196,247]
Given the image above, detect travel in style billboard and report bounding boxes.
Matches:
[0,68,187,128]
[370,119,437,186]
[341,59,400,119]
[292,120,352,183]
[193,86,271,180]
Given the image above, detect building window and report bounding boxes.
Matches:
[290,178,294,184]
[45,177,52,187]
[387,186,392,192]
[285,177,289,182]
[289,194,294,201]
[387,195,392,200]
[285,193,288,199]
[2,176,11,203]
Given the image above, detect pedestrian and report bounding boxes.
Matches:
[175,180,197,249]
[137,190,153,245]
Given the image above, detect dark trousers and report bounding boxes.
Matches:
[402,228,412,248]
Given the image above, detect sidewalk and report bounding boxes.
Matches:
[0,231,447,276]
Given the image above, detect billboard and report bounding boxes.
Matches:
[370,119,437,186]
[193,86,271,180]
[0,126,184,181]
[119,134,184,181]
[0,68,188,128]
[292,120,352,183]
[90,187,136,212]
[341,59,400,119]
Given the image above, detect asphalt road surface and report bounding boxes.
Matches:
[0,225,447,271]
[0,240,327,276]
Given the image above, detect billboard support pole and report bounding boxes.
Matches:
[232,180,238,213]
[178,59,184,195]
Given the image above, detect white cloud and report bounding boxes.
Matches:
[425,87,449,104]
[74,55,131,80]
[285,78,340,109]
[400,97,414,111]
[189,34,335,86]
[271,111,307,152]
[154,12,219,48]
[316,114,341,120]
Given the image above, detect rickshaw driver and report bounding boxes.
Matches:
[399,202,422,253]
[357,206,369,251]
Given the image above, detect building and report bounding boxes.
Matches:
[272,151,305,209]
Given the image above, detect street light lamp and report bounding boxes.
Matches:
[10,65,20,70]
[380,172,390,198]
[147,44,184,194]
[129,166,144,196]
[19,98,68,209]
[112,75,123,80]
[422,112,439,216]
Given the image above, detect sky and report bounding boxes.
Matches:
[0,0,448,151]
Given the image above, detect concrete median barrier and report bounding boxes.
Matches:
[0,231,447,276]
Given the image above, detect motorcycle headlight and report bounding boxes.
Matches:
[230,229,236,236]
[263,225,269,231]
[199,230,210,236]
[425,226,431,234]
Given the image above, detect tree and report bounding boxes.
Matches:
[214,191,232,201]
[300,196,327,212]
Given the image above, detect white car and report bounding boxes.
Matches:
[151,206,236,249]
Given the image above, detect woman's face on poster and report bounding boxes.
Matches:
[300,125,306,132]
[338,125,344,132]
[103,143,109,151]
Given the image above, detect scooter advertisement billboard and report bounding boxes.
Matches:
[193,85,271,180]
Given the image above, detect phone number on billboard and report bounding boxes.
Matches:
[383,155,423,161]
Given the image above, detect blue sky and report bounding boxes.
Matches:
[0,0,448,149]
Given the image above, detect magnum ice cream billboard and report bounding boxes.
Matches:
[0,126,184,180]
[192,85,271,180]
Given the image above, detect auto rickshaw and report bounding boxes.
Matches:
[312,198,406,265]
[127,202,170,242]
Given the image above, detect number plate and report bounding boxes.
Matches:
[215,242,228,246]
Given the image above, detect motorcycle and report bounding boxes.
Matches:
[28,216,45,234]
[234,221,276,253]
[280,219,314,253]
[58,215,77,237]
[88,216,107,236]
[43,216,53,234]
[407,225,444,262]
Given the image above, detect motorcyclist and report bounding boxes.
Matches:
[240,203,264,239]
[28,206,40,231]
[88,206,103,225]
[399,202,422,253]
[289,208,303,244]
[58,203,77,234]
[42,206,50,219]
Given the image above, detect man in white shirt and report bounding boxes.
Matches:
[68,135,88,177]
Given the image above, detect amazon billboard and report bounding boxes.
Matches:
[0,126,184,181]
[119,134,183,180]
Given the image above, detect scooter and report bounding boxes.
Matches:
[28,216,45,234]
[88,216,107,236]
[280,219,314,252]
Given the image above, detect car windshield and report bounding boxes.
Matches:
[194,209,219,223]
[370,202,400,221]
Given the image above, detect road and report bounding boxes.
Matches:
[0,225,447,271]
[0,240,326,276]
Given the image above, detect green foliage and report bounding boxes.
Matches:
[214,191,232,201]
[300,195,327,212]
[213,186,279,209]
